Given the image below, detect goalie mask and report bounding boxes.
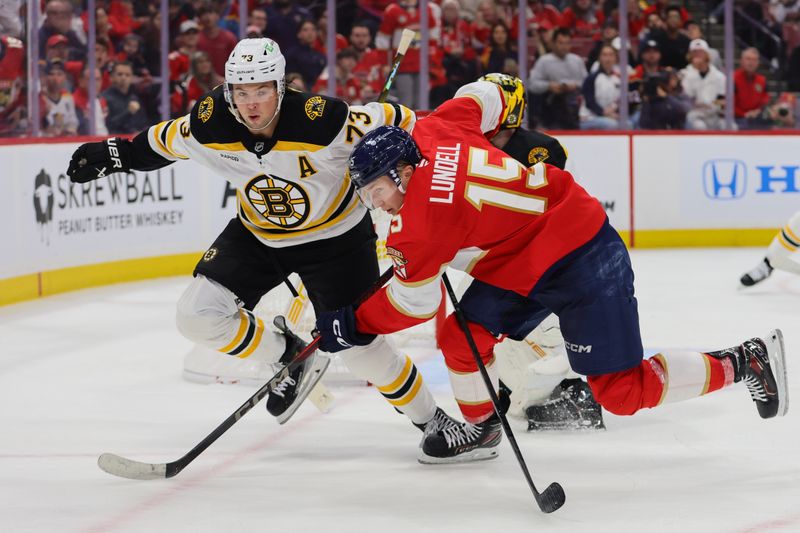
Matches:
[479,72,526,130]
[224,38,286,130]
[348,125,422,209]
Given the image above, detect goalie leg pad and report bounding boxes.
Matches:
[338,336,436,425]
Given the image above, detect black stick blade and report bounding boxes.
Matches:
[538,482,566,514]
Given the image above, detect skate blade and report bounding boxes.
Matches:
[417,448,499,465]
[276,355,331,425]
[765,329,789,417]
[527,420,606,431]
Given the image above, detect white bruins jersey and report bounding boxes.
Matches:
[143,86,415,247]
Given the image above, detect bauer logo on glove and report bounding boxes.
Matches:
[67,138,132,183]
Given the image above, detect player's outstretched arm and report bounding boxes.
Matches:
[66,131,173,184]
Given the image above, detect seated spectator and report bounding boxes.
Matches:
[349,21,375,61]
[314,10,349,55]
[436,0,478,104]
[766,91,796,128]
[0,0,22,37]
[117,34,151,82]
[73,64,108,135]
[266,0,313,51]
[248,7,268,38]
[631,39,664,82]
[602,0,647,39]
[651,5,690,70]
[169,20,200,85]
[471,0,502,51]
[639,69,688,129]
[102,61,148,134]
[560,0,604,39]
[286,71,306,91]
[0,34,25,136]
[681,39,726,130]
[640,11,665,40]
[684,20,722,70]
[376,0,440,109]
[313,48,363,104]
[286,19,328,91]
[480,22,517,74]
[197,4,238,77]
[643,0,690,25]
[515,0,562,43]
[580,44,621,130]
[107,0,143,43]
[38,0,86,61]
[528,28,587,129]
[734,47,772,129]
[40,59,79,137]
[171,51,224,116]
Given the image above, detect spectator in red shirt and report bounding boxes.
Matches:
[560,0,604,38]
[197,4,238,77]
[107,0,144,44]
[643,0,689,25]
[73,64,109,135]
[349,21,374,61]
[376,0,440,108]
[314,10,349,55]
[471,0,502,50]
[313,48,364,104]
[171,50,224,116]
[169,20,200,84]
[734,47,772,129]
[0,35,25,136]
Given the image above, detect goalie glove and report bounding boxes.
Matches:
[67,138,132,183]
[315,305,376,353]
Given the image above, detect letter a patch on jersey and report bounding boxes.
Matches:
[386,246,408,280]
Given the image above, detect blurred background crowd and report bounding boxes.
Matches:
[1,0,799,137]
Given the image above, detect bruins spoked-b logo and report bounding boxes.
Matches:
[246,174,310,228]
[304,96,326,120]
[198,96,214,123]
[528,146,550,165]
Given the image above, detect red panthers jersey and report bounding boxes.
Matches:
[356,81,607,335]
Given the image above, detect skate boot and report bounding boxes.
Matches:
[525,378,605,431]
[708,329,788,419]
[739,258,773,287]
[413,407,460,434]
[418,413,502,464]
[266,316,330,424]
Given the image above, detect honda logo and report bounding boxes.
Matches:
[703,159,746,199]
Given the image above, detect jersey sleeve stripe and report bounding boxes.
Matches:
[386,281,441,319]
[151,121,172,158]
[399,108,413,130]
[390,103,403,126]
[159,120,173,151]
[166,119,189,159]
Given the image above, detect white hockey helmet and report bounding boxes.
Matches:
[223,38,286,126]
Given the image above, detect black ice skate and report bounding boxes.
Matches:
[525,378,605,431]
[708,329,788,419]
[266,316,330,424]
[413,407,460,433]
[739,258,773,287]
[418,413,502,464]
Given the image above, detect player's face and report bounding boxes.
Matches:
[357,175,405,215]
[232,82,279,130]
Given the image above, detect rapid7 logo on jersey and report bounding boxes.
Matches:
[429,145,547,215]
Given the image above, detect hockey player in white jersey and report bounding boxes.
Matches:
[740,210,800,288]
[66,38,459,437]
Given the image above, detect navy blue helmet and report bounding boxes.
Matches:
[347,125,422,190]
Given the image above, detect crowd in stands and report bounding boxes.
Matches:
[1,0,800,137]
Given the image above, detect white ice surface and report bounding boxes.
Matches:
[1,247,799,533]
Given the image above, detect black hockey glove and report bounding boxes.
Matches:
[315,305,376,353]
[67,138,132,183]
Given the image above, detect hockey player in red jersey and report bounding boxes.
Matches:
[316,80,789,464]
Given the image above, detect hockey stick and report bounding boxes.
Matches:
[98,267,394,480]
[440,273,566,514]
[377,28,415,103]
